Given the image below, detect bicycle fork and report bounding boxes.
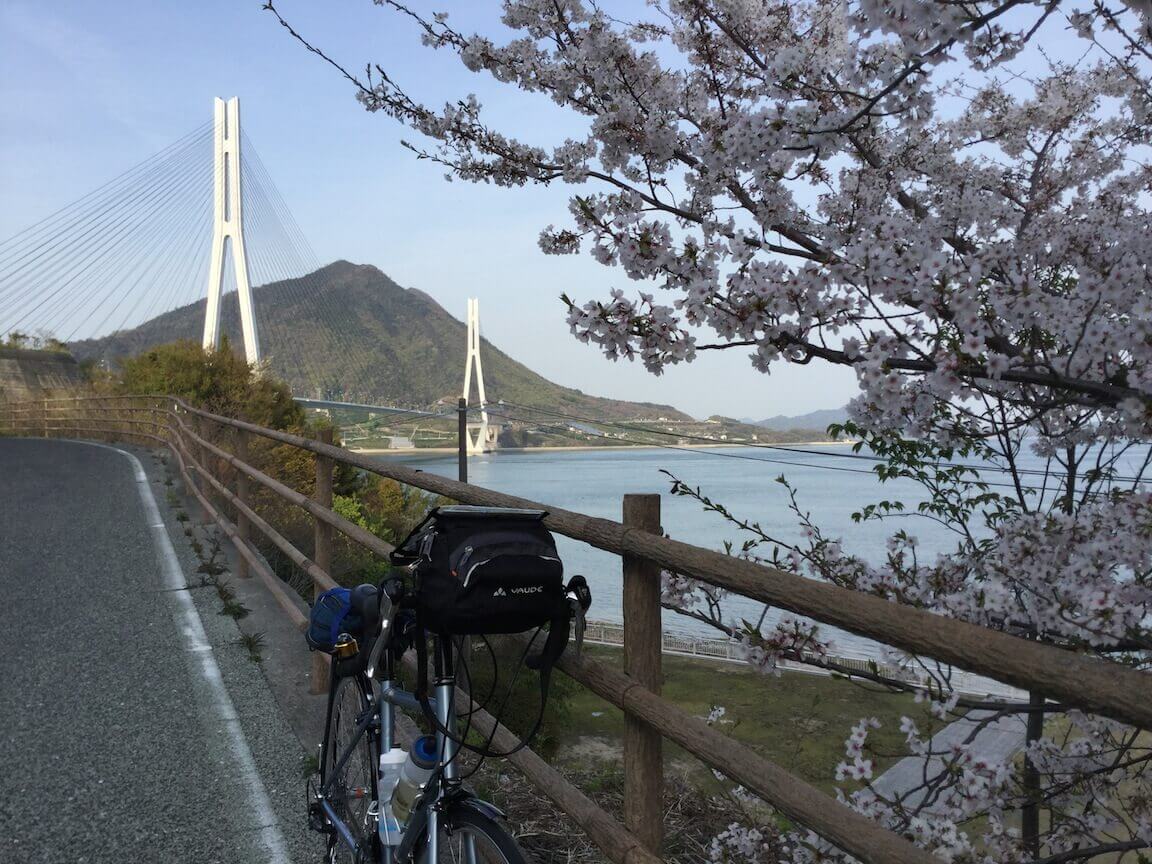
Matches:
[375,687,475,862]
[379,676,396,864]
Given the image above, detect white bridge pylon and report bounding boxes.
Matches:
[202,97,261,366]
[462,298,499,453]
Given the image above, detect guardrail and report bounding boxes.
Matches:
[3,393,1149,864]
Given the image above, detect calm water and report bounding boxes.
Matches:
[381,442,1149,662]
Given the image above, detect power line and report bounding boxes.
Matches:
[485,407,897,476]
[490,400,1150,486]
[480,406,1131,496]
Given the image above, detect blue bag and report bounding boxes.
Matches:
[306,587,354,653]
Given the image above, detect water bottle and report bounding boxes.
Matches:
[390,735,438,825]
[377,747,407,846]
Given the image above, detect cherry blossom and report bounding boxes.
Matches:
[268,1,1152,860]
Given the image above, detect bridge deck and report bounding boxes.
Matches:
[0,439,312,863]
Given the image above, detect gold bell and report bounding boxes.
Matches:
[334,633,359,660]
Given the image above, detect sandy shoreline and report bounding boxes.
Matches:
[348,440,848,456]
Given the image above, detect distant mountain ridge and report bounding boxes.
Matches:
[70,261,692,421]
[745,406,848,432]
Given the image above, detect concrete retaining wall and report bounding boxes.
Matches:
[0,347,83,402]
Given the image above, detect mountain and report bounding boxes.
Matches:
[70,261,692,421]
[746,406,848,432]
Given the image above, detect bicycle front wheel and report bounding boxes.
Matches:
[322,674,379,864]
[419,803,528,864]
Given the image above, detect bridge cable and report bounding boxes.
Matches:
[1,131,210,331]
[9,142,210,338]
[0,125,211,293]
[58,150,212,338]
[97,138,213,338]
[237,146,331,388]
[239,137,383,397]
[237,152,333,388]
[237,139,328,384]
[127,182,215,332]
[242,133,391,396]
[241,148,383,397]
[0,133,207,319]
[0,121,211,268]
[77,165,215,342]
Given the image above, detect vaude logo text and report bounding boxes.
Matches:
[492,585,543,597]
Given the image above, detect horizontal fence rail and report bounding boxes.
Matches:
[3,393,1150,864]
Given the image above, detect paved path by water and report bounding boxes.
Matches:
[0,438,313,863]
[870,710,1026,812]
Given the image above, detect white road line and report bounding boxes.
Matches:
[70,441,291,864]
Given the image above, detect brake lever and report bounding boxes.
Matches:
[365,592,394,679]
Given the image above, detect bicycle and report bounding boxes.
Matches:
[311,578,533,864]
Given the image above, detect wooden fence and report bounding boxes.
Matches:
[3,393,1150,864]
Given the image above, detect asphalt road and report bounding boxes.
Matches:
[0,438,309,863]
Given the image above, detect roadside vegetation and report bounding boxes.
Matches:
[1,331,70,352]
[106,338,440,592]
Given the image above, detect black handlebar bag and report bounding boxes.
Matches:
[394,505,586,757]
[391,505,566,635]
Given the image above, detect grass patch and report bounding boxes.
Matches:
[300,752,320,779]
[197,558,227,577]
[559,645,942,794]
[238,631,265,663]
[219,597,250,620]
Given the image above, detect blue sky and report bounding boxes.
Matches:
[0,0,857,419]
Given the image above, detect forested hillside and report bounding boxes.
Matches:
[71,261,691,421]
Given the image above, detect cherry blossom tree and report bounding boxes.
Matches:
[269,1,1152,861]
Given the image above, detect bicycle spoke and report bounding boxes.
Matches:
[323,676,378,863]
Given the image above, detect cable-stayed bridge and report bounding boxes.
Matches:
[0,98,496,452]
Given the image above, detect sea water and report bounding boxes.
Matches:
[380,442,1148,665]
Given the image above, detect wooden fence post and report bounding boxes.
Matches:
[312,426,335,694]
[234,427,251,579]
[622,493,664,854]
[195,415,213,523]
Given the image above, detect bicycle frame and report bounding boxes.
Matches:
[318,614,479,864]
